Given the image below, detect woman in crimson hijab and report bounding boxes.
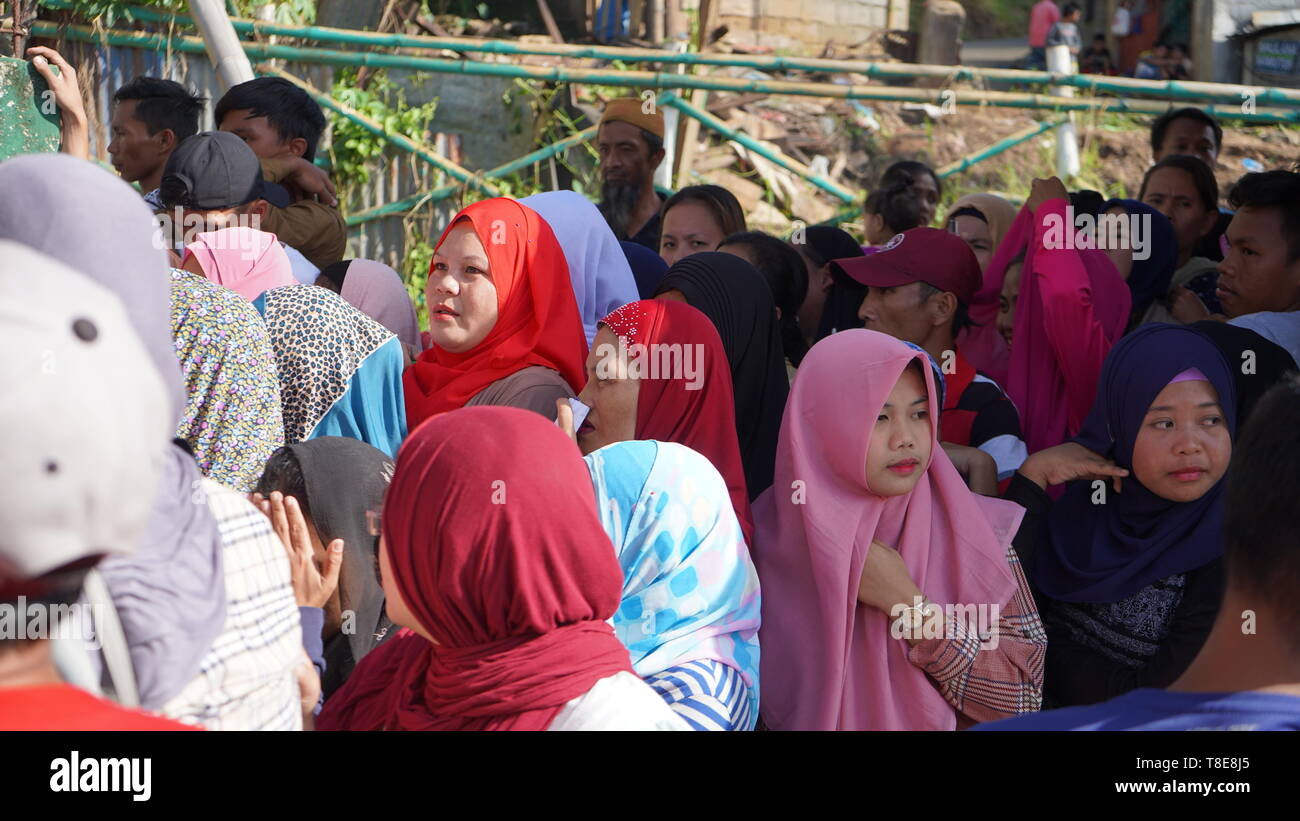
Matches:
[572,299,754,546]
[403,198,588,427]
[316,406,686,731]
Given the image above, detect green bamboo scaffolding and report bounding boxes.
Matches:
[37,0,1300,108]
[27,22,1300,124]
[937,116,1068,178]
[346,125,600,225]
[658,92,856,203]
[256,65,499,197]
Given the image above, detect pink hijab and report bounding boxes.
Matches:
[1001,202,1131,455]
[340,259,421,354]
[752,329,1023,730]
[182,227,294,301]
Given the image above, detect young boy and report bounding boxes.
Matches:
[1045,3,1083,59]
[106,77,206,210]
[1080,34,1115,75]
[215,78,346,268]
[1221,170,1300,364]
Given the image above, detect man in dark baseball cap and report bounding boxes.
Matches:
[159,131,322,283]
[832,227,1027,483]
[159,130,291,211]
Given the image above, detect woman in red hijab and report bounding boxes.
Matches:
[569,299,754,546]
[316,406,686,731]
[403,198,588,427]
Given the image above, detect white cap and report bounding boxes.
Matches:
[0,241,172,583]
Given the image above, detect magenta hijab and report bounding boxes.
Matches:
[183,227,295,301]
[1003,202,1131,454]
[752,329,1023,730]
[340,259,421,354]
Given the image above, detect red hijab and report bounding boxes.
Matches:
[315,406,634,731]
[403,198,588,426]
[599,299,754,545]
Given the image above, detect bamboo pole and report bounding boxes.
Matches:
[186,0,254,90]
[346,125,600,225]
[36,0,1300,108]
[659,92,857,203]
[936,116,1067,177]
[28,22,1300,124]
[257,64,500,197]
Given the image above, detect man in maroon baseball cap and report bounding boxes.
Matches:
[830,227,1027,485]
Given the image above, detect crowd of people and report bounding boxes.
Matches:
[3,45,1300,731]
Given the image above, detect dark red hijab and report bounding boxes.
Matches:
[599,299,754,545]
[316,406,634,731]
[403,198,588,426]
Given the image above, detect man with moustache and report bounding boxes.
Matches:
[596,98,668,250]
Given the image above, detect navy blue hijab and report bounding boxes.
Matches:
[620,239,670,299]
[1099,199,1178,324]
[1035,323,1237,603]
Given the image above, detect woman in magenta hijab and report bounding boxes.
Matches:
[989,179,1131,455]
[753,329,1046,730]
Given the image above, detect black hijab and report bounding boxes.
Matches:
[804,226,867,340]
[654,252,789,500]
[1190,320,1298,425]
[283,437,396,698]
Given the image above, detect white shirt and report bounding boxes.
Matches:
[547,671,690,731]
[281,242,320,285]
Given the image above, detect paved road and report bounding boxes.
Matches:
[961,38,1028,69]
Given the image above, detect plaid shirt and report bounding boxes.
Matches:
[907,544,1047,724]
[162,481,303,730]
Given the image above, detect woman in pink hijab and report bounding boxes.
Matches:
[181,226,295,302]
[752,329,1046,730]
[317,259,422,359]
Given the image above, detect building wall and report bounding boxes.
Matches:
[1200,0,1300,83]
[712,0,902,52]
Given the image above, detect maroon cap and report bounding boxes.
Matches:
[830,227,983,305]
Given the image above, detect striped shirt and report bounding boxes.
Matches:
[161,480,303,730]
[644,660,754,731]
[906,544,1047,725]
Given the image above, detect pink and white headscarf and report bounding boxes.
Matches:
[183,227,295,301]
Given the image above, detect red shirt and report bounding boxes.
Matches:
[1029,0,1061,48]
[0,684,199,731]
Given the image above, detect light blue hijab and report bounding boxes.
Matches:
[584,439,761,726]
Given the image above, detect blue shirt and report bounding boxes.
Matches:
[973,688,1300,731]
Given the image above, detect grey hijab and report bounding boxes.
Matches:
[0,154,227,708]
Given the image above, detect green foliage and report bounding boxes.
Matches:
[326,68,438,190]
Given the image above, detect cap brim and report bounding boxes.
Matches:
[829,256,919,289]
[258,181,292,209]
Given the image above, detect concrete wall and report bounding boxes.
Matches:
[712,0,903,53]
[1197,0,1300,83]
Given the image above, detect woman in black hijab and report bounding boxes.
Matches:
[796,226,867,343]
[654,252,789,501]
[255,437,396,698]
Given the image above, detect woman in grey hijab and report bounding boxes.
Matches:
[0,154,228,711]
